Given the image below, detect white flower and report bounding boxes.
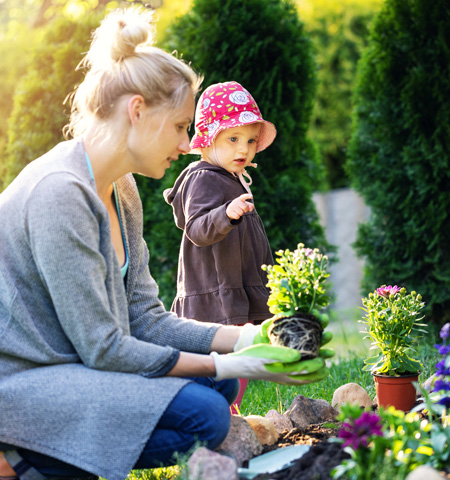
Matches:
[239,111,259,124]
[207,120,220,136]
[229,91,250,105]
[203,98,211,109]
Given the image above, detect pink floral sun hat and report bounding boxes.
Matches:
[190,81,277,154]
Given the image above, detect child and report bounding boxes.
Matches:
[164,80,277,412]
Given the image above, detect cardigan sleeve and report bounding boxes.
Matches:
[182,170,242,247]
[23,173,190,377]
[126,237,220,352]
[116,173,221,352]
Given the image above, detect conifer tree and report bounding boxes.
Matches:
[347,0,450,324]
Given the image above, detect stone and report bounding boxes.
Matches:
[285,395,339,429]
[332,383,373,409]
[405,465,446,480]
[244,415,279,445]
[265,409,294,434]
[422,374,437,392]
[215,414,263,467]
[187,447,238,480]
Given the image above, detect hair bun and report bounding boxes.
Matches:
[87,8,155,69]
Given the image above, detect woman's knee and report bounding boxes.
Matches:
[168,383,231,448]
[199,389,231,448]
[218,378,240,406]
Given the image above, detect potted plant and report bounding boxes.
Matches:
[360,285,428,411]
[261,243,331,359]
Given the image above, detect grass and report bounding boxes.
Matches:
[125,317,441,480]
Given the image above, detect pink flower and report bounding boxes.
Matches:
[376,285,400,298]
[338,412,383,449]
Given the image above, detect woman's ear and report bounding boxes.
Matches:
[127,95,146,126]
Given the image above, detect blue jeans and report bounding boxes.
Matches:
[1,377,239,478]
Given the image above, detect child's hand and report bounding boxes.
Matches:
[226,194,254,220]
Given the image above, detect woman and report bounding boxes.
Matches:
[0,8,327,480]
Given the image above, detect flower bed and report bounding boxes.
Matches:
[251,322,450,480]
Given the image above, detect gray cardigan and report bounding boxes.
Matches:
[0,140,220,480]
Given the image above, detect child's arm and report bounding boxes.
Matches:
[226,193,254,220]
[180,171,251,246]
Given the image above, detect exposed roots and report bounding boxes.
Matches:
[268,314,323,359]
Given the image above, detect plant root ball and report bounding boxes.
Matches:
[268,314,323,359]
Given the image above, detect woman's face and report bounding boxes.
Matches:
[129,92,195,179]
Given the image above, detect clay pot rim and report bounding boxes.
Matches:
[372,371,420,379]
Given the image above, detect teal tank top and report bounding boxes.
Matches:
[85,152,129,278]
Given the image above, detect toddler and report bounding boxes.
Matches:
[164,80,277,411]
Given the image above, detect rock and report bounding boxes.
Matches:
[244,415,279,445]
[422,374,437,392]
[265,409,294,434]
[285,395,338,429]
[332,383,373,409]
[405,465,447,480]
[215,414,263,467]
[187,447,238,480]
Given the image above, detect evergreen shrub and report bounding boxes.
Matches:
[3,13,102,189]
[0,23,37,185]
[347,0,450,325]
[297,0,382,189]
[141,0,331,305]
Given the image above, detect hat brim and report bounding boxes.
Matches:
[189,119,277,155]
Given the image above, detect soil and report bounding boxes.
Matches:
[268,314,322,359]
[252,423,349,480]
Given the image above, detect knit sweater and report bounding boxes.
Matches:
[0,140,220,480]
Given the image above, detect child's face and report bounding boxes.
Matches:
[203,123,261,174]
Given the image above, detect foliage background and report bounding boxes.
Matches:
[347,0,450,325]
[297,0,383,189]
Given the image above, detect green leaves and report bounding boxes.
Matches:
[261,243,330,317]
[361,286,427,375]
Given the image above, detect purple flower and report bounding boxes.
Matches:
[338,412,383,449]
[440,323,450,340]
[435,360,450,377]
[376,285,401,298]
[437,396,450,408]
[434,344,450,355]
[433,379,450,392]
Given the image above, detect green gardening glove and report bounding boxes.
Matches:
[252,318,273,345]
[231,344,330,385]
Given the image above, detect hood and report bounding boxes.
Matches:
[163,160,237,230]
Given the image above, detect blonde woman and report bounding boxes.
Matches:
[0,8,327,480]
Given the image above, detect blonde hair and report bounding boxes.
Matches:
[65,7,202,138]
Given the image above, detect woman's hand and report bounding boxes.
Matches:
[211,345,329,385]
[226,193,254,220]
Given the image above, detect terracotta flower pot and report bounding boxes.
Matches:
[267,313,323,359]
[373,372,419,412]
